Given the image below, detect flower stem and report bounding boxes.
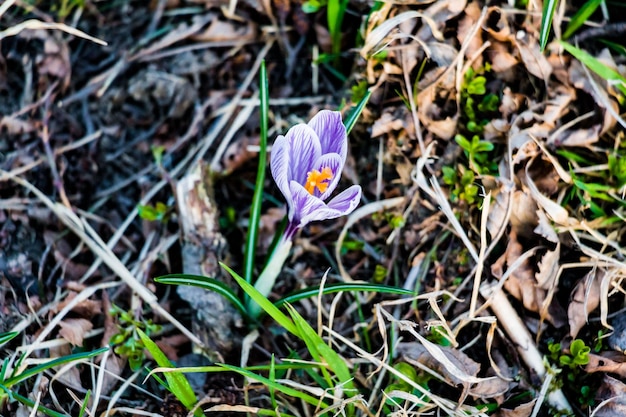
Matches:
[248,238,293,318]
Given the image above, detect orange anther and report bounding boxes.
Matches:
[305,167,333,195]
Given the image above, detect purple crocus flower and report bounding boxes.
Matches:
[270,110,362,239]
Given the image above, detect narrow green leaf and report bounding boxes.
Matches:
[0,331,18,347]
[600,39,626,56]
[563,0,603,39]
[344,90,372,135]
[274,282,414,308]
[78,390,91,417]
[287,306,354,392]
[154,274,248,319]
[288,306,334,388]
[244,60,270,285]
[540,0,559,50]
[220,262,299,335]
[218,363,329,408]
[560,41,626,95]
[3,389,67,417]
[136,329,200,416]
[3,347,109,388]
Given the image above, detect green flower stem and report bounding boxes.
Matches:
[249,239,293,317]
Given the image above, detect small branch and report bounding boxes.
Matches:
[480,282,572,414]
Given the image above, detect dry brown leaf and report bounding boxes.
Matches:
[58,318,93,347]
[53,291,102,317]
[533,209,558,244]
[585,352,626,378]
[457,1,483,68]
[492,230,538,308]
[485,7,513,42]
[499,87,525,119]
[569,58,620,133]
[19,30,71,90]
[417,0,466,41]
[192,17,255,42]
[493,400,536,417]
[397,341,477,384]
[509,191,539,239]
[398,339,509,400]
[524,159,571,226]
[568,268,603,339]
[535,245,559,289]
[417,68,458,140]
[469,376,510,400]
[49,343,81,387]
[488,42,519,76]
[372,112,405,137]
[549,124,602,147]
[592,375,626,417]
[515,38,552,81]
[0,116,38,135]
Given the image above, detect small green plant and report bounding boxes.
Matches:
[302,0,349,62]
[559,339,591,369]
[461,65,500,134]
[383,362,430,413]
[558,145,626,220]
[455,134,496,174]
[426,325,452,347]
[547,339,595,408]
[137,201,170,222]
[109,304,162,371]
[442,165,479,205]
[351,80,369,103]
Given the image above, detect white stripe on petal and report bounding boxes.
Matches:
[270,134,293,210]
[308,110,347,163]
[285,124,321,185]
[326,185,362,214]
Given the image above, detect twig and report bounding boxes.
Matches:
[480,282,572,413]
[575,22,626,43]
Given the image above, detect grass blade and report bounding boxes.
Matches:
[3,389,67,417]
[0,331,18,347]
[136,329,201,417]
[3,347,109,388]
[560,41,626,95]
[218,363,329,408]
[243,60,270,285]
[221,262,298,335]
[154,274,248,319]
[274,282,415,308]
[540,0,559,50]
[286,305,355,394]
[562,0,603,39]
[344,89,372,135]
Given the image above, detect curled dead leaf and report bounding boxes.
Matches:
[568,268,603,339]
[592,375,626,417]
[58,318,93,347]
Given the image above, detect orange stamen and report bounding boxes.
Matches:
[305,167,334,195]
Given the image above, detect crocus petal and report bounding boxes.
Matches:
[326,185,362,213]
[307,110,347,163]
[299,185,362,226]
[312,153,343,200]
[270,134,292,203]
[289,181,327,225]
[285,124,321,185]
